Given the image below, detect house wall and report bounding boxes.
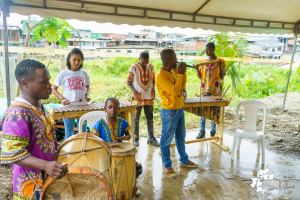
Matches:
[173,41,205,50]
[99,48,162,54]
[111,35,126,40]
[281,51,300,60]
[79,31,91,39]
[0,30,20,42]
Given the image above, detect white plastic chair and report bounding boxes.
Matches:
[78,111,106,133]
[231,100,267,164]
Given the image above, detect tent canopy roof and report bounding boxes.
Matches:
[6,0,300,35]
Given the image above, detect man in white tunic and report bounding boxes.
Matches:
[127,52,160,147]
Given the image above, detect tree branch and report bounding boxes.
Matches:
[31,17,48,29]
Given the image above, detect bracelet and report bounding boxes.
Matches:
[61,98,66,101]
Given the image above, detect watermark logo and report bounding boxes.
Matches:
[251,168,294,192]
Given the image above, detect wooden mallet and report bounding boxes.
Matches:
[62,163,75,197]
[69,99,82,104]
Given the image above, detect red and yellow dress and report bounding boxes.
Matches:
[198,57,226,96]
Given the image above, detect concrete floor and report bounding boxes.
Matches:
[134,130,300,200]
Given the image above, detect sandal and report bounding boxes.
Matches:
[165,168,177,178]
[180,161,198,168]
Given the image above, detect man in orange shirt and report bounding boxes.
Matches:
[156,49,198,179]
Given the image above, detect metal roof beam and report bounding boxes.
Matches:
[54,0,294,24]
[194,0,211,14]
[8,1,296,32]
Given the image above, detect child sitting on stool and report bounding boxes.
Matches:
[91,97,142,197]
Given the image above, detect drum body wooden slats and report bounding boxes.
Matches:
[41,133,112,200]
[110,142,137,200]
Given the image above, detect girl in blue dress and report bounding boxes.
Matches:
[91,97,131,146]
[91,97,142,197]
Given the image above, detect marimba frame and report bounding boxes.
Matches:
[170,98,230,151]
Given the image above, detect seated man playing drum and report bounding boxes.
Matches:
[0,59,68,200]
[91,97,142,197]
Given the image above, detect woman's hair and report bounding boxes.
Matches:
[66,48,84,70]
[105,97,120,107]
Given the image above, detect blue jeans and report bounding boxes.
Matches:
[200,93,216,132]
[63,118,87,139]
[160,108,189,169]
[200,117,216,132]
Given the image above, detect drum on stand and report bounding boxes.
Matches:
[110,142,137,200]
[41,133,113,200]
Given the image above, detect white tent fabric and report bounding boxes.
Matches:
[8,0,300,35]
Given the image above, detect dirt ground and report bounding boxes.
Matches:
[0,92,299,199]
[223,92,300,153]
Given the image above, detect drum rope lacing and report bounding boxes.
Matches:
[111,154,136,200]
[67,133,111,181]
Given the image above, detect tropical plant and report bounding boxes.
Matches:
[197,31,250,91]
[31,18,75,49]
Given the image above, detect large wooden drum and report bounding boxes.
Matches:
[41,133,112,200]
[110,142,137,200]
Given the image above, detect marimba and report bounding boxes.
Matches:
[171,97,231,150]
[49,100,137,145]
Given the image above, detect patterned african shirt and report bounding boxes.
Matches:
[199,57,226,97]
[126,62,155,106]
[91,117,130,143]
[0,99,57,200]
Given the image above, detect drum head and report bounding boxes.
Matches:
[110,142,137,157]
[42,173,111,200]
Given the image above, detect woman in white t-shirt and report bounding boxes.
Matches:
[53,48,90,139]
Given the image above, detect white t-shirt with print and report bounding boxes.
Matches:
[54,69,90,106]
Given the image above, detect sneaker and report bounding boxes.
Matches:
[147,136,160,147]
[135,189,141,197]
[210,131,216,137]
[180,161,198,168]
[134,136,139,146]
[165,168,177,179]
[196,130,205,139]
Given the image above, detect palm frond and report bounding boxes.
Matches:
[197,31,250,92]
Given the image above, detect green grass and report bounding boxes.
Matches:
[1,58,300,136]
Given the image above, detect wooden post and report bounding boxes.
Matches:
[281,23,299,114]
[215,123,219,143]
[1,0,11,107]
[220,105,225,146]
[130,110,134,145]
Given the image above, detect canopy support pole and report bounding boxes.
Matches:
[1,0,11,107]
[281,23,299,114]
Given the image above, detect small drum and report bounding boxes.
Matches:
[110,142,137,200]
[41,133,112,200]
